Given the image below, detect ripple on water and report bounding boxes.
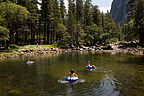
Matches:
[58,78,86,84]
[85,67,112,73]
[57,74,121,96]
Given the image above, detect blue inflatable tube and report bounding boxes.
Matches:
[66,77,78,81]
[86,66,94,69]
[27,61,34,64]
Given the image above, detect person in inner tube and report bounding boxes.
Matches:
[67,69,78,78]
[27,59,34,64]
[87,61,96,69]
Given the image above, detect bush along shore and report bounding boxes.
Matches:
[0,41,144,59]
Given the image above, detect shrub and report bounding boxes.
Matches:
[10,44,19,49]
[17,53,23,56]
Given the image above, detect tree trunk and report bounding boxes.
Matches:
[15,30,18,45]
[31,23,35,44]
[6,40,10,49]
[43,22,47,44]
[50,25,53,44]
[139,29,144,46]
[47,25,50,44]
[53,26,55,43]
[25,30,28,45]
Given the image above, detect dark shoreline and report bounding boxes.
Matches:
[0,45,144,60]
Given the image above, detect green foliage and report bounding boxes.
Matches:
[17,53,23,56]
[0,53,15,58]
[122,20,136,41]
[92,5,102,26]
[0,15,7,27]
[85,24,102,45]
[0,1,30,45]
[0,0,124,47]
[124,0,144,45]
[108,37,118,43]
[57,24,70,47]
[2,53,9,58]
[60,0,66,24]
[76,0,84,23]
[41,0,54,44]
[57,32,70,47]
[84,0,93,26]
[28,0,38,23]
[0,26,9,41]
[9,44,19,49]
[102,12,120,44]
[134,0,144,45]
[0,2,29,25]
[68,0,76,46]
[8,89,22,95]
[75,23,85,46]
[101,32,109,43]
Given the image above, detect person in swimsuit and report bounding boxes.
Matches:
[27,59,34,64]
[67,69,78,78]
[87,61,96,69]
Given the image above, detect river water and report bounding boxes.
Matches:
[0,52,144,96]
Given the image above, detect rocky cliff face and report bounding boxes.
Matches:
[110,0,129,23]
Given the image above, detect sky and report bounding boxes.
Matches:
[64,0,113,13]
[92,0,113,13]
[38,0,113,13]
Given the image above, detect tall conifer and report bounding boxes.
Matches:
[134,0,144,45]
[84,0,93,26]
[60,0,66,25]
[68,0,76,46]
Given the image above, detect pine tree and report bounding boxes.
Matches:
[60,0,66,25]
[47,0,54,44]
[92,5,101,27]
[16,0,38,44]
[41,0,47,44]
[84,0,93,26]
[29,0,38,44]
[75,0,85,46]
[17,0,30,7]
[53,0,61,42]
[103,12,120,44]
[76,0,84,24]
[101,12,105,32]
[68,0,76,46]
[41,0,54,44]
[134,0,144,45]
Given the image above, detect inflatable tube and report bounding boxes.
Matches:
[27,61,34,64]
[86,66,94,69]
[66,77,78,81]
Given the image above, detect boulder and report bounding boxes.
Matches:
[80,48,83,51]
[30,49,34,52]
[101,45,113,50]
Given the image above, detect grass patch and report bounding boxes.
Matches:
[0,44,57,58]
[23,44,56,48]
[0,53,15,58]
[17,53,23,56]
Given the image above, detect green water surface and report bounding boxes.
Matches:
[0,52,144,96]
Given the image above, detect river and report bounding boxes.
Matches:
[0,52,144,96]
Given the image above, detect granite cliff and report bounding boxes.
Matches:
[110,0,129,23]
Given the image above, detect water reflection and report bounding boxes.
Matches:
[0,52,144,96]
